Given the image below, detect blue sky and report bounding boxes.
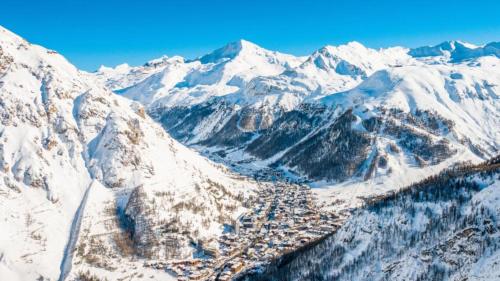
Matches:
[2,0,499,71]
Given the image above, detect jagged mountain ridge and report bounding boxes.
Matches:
[0,24,499,281]
[409,40,500,62]
[94,55,185,91]
[99,39,305,108]
[0,26,260,281]
[116,38,499,196]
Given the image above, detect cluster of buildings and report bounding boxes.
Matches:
[151,182,344,280]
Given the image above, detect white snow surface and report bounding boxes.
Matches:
[108,36,499,211]
[114,40,413,113]
[108,39,305,108]
[1,24,500,280]
[92,41,499,206]
[409,40,500,62]
[314,57,499,210]
[0,26,258,281]
[110,39,499,115]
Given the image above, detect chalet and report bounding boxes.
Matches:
[203,245,220,258]
[230,262,244,273]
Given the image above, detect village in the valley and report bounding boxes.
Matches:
[145,169,347,281]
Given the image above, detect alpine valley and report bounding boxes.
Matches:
[0,25,499,281]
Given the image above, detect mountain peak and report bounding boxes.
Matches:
[232,38,259,48]
[344,41,367,49]
[409,40,499,61]
[198,39,263,64]
[320,41,367,52]
[143,55,169,67]
[221,39,261,52]
[409,40,476,58]
[435,40,478,51]
[305,41,383,74]
[97,63,131,73]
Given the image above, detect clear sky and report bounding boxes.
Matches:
[2,0,499,71]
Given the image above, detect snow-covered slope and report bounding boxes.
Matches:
[117,39,305,108]
[3,25,497,279]
[142,42,417,149]
[0,26,258,281]
[240,42,411,110]
[94,55,185,91]
[244,158,500,281]
[90,37,500,213]
[409,40,500,62]
[132,41,410,115]
[139,41,498,193]
[321,57,499,153]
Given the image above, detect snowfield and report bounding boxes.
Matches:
[0,26,259,281]
[117,36,499,213]
[0,24,499,281]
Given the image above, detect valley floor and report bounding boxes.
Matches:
[144,182,345,281]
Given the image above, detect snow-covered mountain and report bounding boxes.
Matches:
[94,55,185,91]
[101,39,305,108]
[2,23,499,281]
[409,40,500,62]
[0,26,260,281]
[113,39,499,202]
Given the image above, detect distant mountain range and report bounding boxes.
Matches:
[0,24,498,281]
[102,37,498,194]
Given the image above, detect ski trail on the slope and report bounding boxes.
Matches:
[58,182,93,281]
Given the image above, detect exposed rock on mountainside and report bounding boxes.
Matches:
[118,39,499,191]
[0,26,259,281]
[1,23,499,281]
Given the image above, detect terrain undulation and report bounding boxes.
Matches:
[0,25,499,281]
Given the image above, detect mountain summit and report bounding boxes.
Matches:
[409,40,500,62]
[197,39,263,63]
[115,39,304,107]
[136,37,499,194]
[1,24,499,281]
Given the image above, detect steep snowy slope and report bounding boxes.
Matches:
[240,42,411,110]
[145,42,414,147]
[257,58,499,210]
[96,38,500,215]
[0,26,258,281]
[321,58,499,152]
[244,157,500,281]
[118,39,305,108]
[0,26,95,281]
[144,42,498,191]
[92,39,497,213]
[94,55,184,91]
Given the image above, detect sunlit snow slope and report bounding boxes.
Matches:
[110,39,499,210]
[0,26,258,281]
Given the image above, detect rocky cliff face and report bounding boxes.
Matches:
[138,41,499,189]
[0,26,259,281]
[2,24,498,280]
